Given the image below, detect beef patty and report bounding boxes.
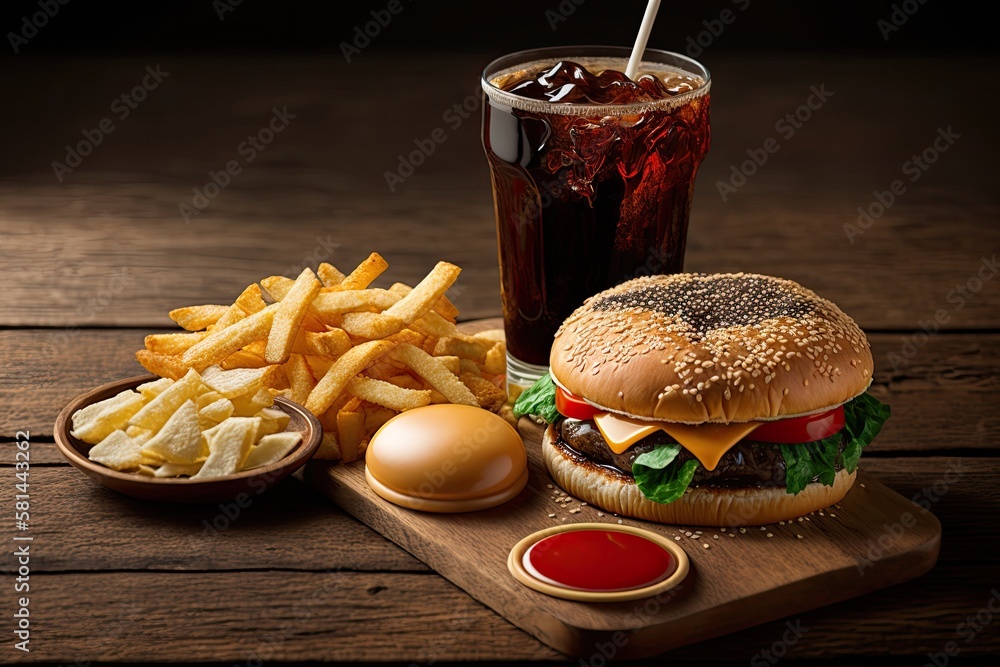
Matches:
[557,418,846,489]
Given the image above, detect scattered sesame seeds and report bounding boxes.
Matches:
[766,533,774,538]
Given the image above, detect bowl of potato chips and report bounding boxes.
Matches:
[54,372,321,503]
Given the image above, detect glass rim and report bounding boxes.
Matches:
[481,45,711,116]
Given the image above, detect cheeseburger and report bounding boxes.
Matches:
[514,273,891,526]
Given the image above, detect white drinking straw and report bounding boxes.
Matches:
[625,0,662,80]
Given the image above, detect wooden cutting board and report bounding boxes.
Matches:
[303,321,941,659]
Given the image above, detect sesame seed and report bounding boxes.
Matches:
[617,519,623,524]
[702,543,710,549]
[766,533,774,538]
[796,534,804,539]
[547,513,556,518]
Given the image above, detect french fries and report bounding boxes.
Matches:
[136,251,508,464]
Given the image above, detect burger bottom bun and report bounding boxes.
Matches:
[542,425,856,527]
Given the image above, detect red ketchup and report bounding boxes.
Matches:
[523,529,676,592]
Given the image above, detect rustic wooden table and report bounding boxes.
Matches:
[1,54,997,664]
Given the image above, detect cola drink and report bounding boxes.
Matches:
[481,47,711,387]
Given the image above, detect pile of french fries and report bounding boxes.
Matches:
[136,253,507,463]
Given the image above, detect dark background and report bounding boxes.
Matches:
[0,0,987,56]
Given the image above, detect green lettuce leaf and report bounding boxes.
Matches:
[633,444,701,504]
[779,392,891,494]
[841,392,892,472]
[512,373,559,424]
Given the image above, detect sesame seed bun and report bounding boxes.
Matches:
[542,425,856,526]
[550,273,874,424]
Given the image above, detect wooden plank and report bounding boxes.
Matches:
[304,414,941,658]
[4,327,997,455]
[1,564,994,663]
[0,457,990,573]
[0,470,424,574]
[1,570,559,663]
[0,57,996,329]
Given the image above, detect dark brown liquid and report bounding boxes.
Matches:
[483,59,711,365]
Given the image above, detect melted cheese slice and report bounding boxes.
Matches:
[593,412,762,471]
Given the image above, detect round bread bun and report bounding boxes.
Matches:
[550,273,873,424]
[543,425,855,526]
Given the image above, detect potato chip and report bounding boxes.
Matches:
[473,328,505,343]
[347,376,431,411]
[265,267,322,364]
[200,365,274,398]
[230,387,274,416]
[137,377,173,400]
[129,368,204,432]
[154,461,204,478]
[198,397,234,429]
[182,305,276,370]
[169,304,229,331]
[87,430,145,471]
[257,407,291,436]
[195,391,225,409]
[125,424,155,444]
[193,417,260,479]
[71,390,145,444]
[136,465,157,476]
[140,400,206,464]
[242,431,303,470]
[305,340,395,415]
[389,344,477,406]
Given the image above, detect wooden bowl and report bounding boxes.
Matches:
[54,375,322,504]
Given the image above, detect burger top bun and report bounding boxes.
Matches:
[550,273,874,424]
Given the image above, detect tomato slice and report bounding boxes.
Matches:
[555,386,601,420]
[752,406,845,444]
